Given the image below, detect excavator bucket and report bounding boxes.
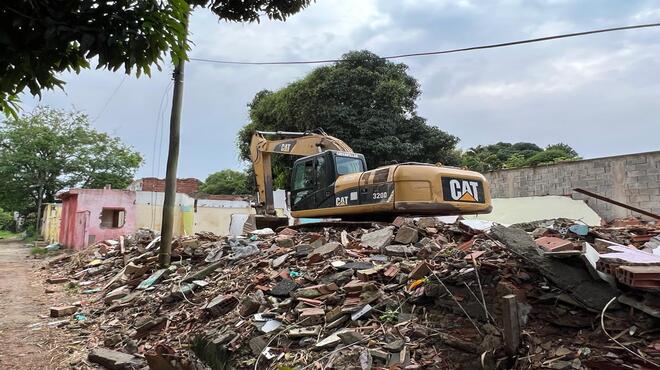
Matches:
[243,214,289,233]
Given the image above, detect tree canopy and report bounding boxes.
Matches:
[460,142,580,172]
[237,50,460,188]
[0,107,143,216]
[0,0,312,116]
[199,169,250,195]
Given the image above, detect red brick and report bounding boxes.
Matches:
[343,280,369,292]
[457,238,475,252]
[297,297,323,306]
[299,307,325,325]
[616,265,660,289]
[137,177,201,196]
[534,237,574,252]
[408,262,432,280]
[464,250,486,261]
[383,265,400,279]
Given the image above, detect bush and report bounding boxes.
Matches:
[0,208,12,230]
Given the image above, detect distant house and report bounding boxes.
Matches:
[55,179,286,250]
[58,188,136,249]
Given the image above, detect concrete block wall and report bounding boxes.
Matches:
[484,151,660,221]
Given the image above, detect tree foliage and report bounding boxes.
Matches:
[0,207,12,231]
[0,0,312,116]
[238,50,460,188]
[199,169,250,195]
[0,107,143,215]
[461,142,580,172]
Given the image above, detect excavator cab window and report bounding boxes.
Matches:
[291,158,316,209]
[291,152,335,211]
[336,155,364,175]
[292,160,313,204]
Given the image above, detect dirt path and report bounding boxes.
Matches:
[0,239,60,369]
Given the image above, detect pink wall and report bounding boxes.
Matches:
[59,189,136,249]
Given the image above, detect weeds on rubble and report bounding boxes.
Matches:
[379,309,399,324]
[439,246,458,257]
[65,282,79,294]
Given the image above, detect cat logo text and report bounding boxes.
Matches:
[441,177,485,203]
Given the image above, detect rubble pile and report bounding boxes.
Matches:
[43,216,660,370]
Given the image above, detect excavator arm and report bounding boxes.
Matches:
[250,131,353,214]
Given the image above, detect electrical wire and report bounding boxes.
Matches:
[600,296,660,367]
[190,22,660,66]
[94,75,127,122]
[150,79,173,229]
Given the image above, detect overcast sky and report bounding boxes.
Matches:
[21,0,660,181]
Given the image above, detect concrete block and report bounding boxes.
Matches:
[645,167,660,175]
[88,348,144,370]
[627,170,647,177]
[630,194,651,203]
[626,157,647,165]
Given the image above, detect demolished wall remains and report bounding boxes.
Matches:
[484,151,660,221]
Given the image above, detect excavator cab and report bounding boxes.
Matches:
[290,151,367,212]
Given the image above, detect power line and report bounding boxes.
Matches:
[190,22,660,66]
[94,75,127,121]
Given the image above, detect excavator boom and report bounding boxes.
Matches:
[250,131,352,214]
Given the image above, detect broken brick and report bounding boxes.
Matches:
[408,262,432,280]
[50,305,77,317]
[204,295,239,317]
[46,276,69,284]
[299,307,325,325]
[535,236,574,252]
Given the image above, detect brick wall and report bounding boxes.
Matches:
[484,151,660,221]
[134,178,201,196]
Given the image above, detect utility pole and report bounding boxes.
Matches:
[34,182,44,236]
[159,10,189,267]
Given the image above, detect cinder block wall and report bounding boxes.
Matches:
[483,151,660,221]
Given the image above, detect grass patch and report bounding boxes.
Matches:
[30,246,48,255]
[0,230,18,239]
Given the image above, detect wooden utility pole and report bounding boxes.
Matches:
[159,11,189,267]
[34,183,44,235]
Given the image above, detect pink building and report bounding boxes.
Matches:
[58,189,136,249]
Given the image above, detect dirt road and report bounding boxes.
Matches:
[0,239,59,369]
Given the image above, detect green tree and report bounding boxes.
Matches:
[461,141,579,171]
[237,50,460,189]
[524,148,579,167]
[461,142,541,172]
[545,143,579,158]
[0,107,142,226]
[0,0,312,116]
[199,169,250,195]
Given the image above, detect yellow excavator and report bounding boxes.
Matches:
[249,131,492,225]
